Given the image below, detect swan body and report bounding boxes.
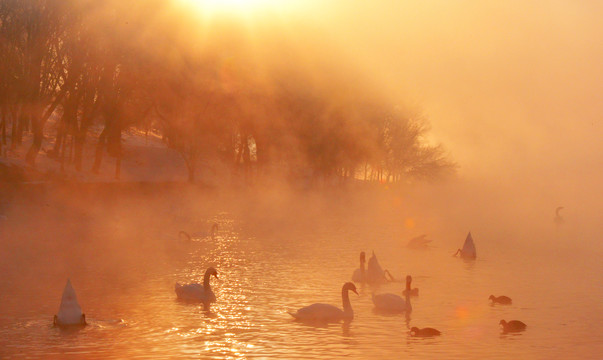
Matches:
[175,267,218,303]
[407,234,431,249]
[54,279,86,327]
[410,327,441,337]
[196,222,219,239]
[489,295,512,305]
[351,252,366,282]
[402,275,419,296]
[372,293,410,313]
[500,319,526,333]
[179,223,218,242]
[289,282,357,322]
[454,232,476,259]
[367,251,390,283]
[373,283,412,313]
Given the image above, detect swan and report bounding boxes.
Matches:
[402,275,419,296]
[175,267,218,303]
[179,231,192,242]
[454,232,476,259]
[410,327,441,337]
[367,251,395,283]
[198,222,219,239]
[54,279,86,327]
[489,295,512,305]
[407,234,431,249]
[499,319,526,333]
[288,282,358,322]
[372,286,412,313]
[178,223,218,242]
[554,206,564,225]
[351,252,366,282]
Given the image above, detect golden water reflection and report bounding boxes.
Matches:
[1,199,601,359]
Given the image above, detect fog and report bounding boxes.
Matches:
[311,0,603,250]
[1,1,602,358]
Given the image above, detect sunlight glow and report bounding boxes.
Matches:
[186,0,298,17]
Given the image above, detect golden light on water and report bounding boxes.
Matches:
[0,0,602,358]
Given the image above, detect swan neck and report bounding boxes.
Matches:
[342,288,352,312]
[203,271,212,290]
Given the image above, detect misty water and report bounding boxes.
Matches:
[1,184,601,359]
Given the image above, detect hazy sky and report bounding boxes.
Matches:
[182,0,602,203]
[304,1,603,182]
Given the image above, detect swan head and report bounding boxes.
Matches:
[360,252,366,264]
[406,275,412,284]
[499,320,507,326]
[206,267,218,279]
[489,295,496,301]
[343,282,358,295]
[410,327,419,334]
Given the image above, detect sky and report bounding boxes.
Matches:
[169,0,603,212]
[194,0,603,182]
[308,1,603,182]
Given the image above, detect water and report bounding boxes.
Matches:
[0,185,601,359]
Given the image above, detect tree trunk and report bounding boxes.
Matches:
[0,106,5,155]
[25,109,43,166]
[92,126,107,174]
[9,105,19,149]
[182,153,196,183]
[115,156,121,180]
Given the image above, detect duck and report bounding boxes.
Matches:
[499,319,526,333]
[407,234,431,249]
[410,327,441,337]
[372,286,412,313]
[454,232,476,259]
[489,295,512,305]
[367,251,394,283]
[175,267,218,303]
[54,279,86,327]
[402,275,419,296]
[351,252,366,283]
[288,282,358,322]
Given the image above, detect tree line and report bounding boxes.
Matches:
[0,0,455,184]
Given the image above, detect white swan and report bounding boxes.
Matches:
[366,251,393,283]
[175,267,218,303]
[178,223,219,242]
[54,279,86,327]
[454,232,476,259]
[196,223,219,239]
[372,286,412,313]
[289,282,358,322]
[351,252,366,282]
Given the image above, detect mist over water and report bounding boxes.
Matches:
[1,182,601,359]
[1,0,602,358]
